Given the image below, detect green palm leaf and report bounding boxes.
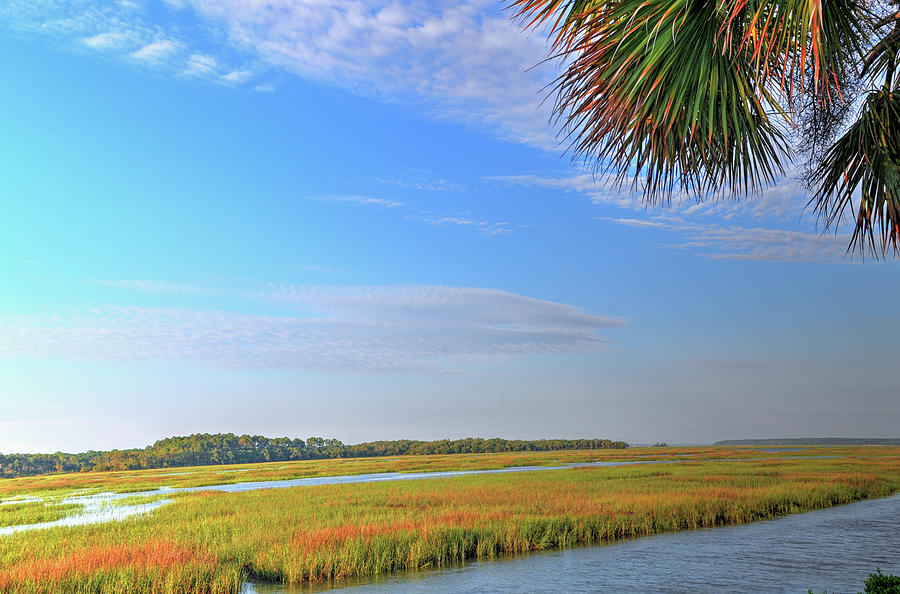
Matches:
[516,0,791,201]
[512,0,897,256]
[810,88,900,256]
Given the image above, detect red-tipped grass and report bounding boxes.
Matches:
[0,539,243,593]
[0,447,898,591]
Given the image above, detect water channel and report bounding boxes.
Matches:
[245,493,900,593]
[2,453,895,592]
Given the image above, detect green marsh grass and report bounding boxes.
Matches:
[0,447,898,592]
[0,501,83,528]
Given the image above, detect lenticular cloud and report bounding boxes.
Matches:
[0,286,624,373]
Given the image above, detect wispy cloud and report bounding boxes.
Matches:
[181,52,218,77]
[493,169,851,261]
[406,212,511,235]
[490,172,667,211]
[130,39,181,62]
[310,194,514,236]
[312,195,405,209]
[677,226,850,262]
[177,0,558,144]
[265,285,626,332]
[81,31,132,50]
[220,69,253,85]
[365,172,466,192]
[92,279,218,296]
[1,0,558,146]
[490,171,811,222]
[601,216,851,263]
[0,286,625,373]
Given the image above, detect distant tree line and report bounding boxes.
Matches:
[715,438,900,446]
[0,434,627,478]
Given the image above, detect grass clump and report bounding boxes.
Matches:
[0,501,83,528]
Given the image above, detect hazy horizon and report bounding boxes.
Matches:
[1,1,898,455]
[7,428,900,457]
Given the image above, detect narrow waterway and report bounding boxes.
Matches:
[0,458,697,535]
[0,455,835,536]
[245,493,900,593]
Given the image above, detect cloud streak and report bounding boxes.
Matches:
[492,170,855,261]
[0,286,624,373]
[310,193,514,236]
[311,195,405,209]
[92,279,219,296]
[602,217,851,262]
[491,171,811,222]
[2,0,558,146]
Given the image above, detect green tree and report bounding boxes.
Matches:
[865,569,900,593]
[514,0,900,256]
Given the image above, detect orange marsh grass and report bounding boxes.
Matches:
[0,449,898,592]
[0,445,835,498]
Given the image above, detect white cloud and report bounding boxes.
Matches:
[130,39,180,62]
[407,212,511,235]
[92,279,218,296]
[221,69,253,85]
[1,0,558,146]
[495,170,854,260]
[312,194,405,208]
[310,194,514,235]
[366,172,465,192]
[600,218,670,229]
[0,286,624,373]
[180,0,559,144]
[600,216,851,263]
[674,225,850,262]
[266,285,625,332]
[491,172,811,220]
[81,31,132,50]
[181,52,217,77]
[490,172,685,211]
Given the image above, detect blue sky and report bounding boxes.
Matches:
[1,0,897,453]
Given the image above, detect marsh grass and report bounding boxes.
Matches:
[0,501,83,528]
[0,447,898,592]
[0,445,813,498]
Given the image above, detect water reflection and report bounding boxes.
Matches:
[0,491,171,536]
[243,494,900,593]
[0,455,838,536]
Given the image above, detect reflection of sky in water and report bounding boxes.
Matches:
[0,455,838,536]
[0,491,172,536]
[0,496,42,506]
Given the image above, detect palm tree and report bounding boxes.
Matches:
[512,0,900,257]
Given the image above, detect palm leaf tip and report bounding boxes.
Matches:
[809,89,900,258]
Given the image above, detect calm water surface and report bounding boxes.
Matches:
[245,493,900,594]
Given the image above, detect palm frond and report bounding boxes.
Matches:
[718,0,869,105]
[809,88,900,257]
[862,4,900,84]
[513,0,898,258]
[514,0,790,202]
[512,0,870,202]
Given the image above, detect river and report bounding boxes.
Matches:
[244,493,900,593]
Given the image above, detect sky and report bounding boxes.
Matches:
[0,0,897,454]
